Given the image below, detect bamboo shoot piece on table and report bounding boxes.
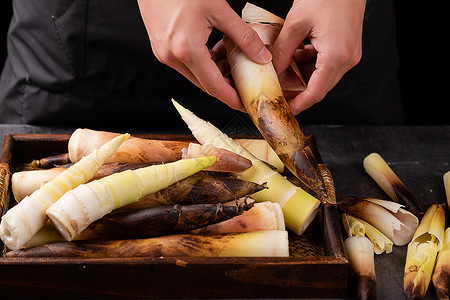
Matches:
[432,227,450,300]
[363,153,423,217]
[224,4,331,204]
[7,230,289,258]
[0,133,130,250]
[46,156,218,241]
[404,203,446,300]
[172,99,321,235]
[338,197,418,246]
[344,236,377,300]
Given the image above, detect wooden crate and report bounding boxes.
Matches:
[0,133,348,298]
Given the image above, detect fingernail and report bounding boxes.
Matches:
[258,47,272,64]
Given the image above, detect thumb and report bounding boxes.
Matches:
[211,8,272,64]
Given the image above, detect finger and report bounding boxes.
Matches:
[210,39,227,62]
[288,54,342,115]
[271,17,310,75]
[188,45,246,112]
[292,44,317,66]
[215,57,231,77]
[209,7,272,65]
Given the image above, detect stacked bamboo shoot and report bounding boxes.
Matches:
[172,99,320,235]
[46,156,218,241]
[0,133,130,250]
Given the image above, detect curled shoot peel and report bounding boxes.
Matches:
[0,133,129,250]
[363,153,423,217]
[342,213,365,237]
[172,99,321,235]
[46,156,217,241]
[241,2,306,94]
[338,197,418,246]
[404,203,446,300]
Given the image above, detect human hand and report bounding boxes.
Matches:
[271,0,366,115]
[137,0,272,111]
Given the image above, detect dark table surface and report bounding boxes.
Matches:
[0,124,449,299]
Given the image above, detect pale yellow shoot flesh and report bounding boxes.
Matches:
[0,133,129,250]
[46,156,217,241]
[404,204,446,299]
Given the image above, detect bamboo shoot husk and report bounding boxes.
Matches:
[338,197,418,246]
[68,128,187,164]
[181,143,252,172]
[194,201,284,234]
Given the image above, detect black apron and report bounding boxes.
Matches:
[0,0,403,133]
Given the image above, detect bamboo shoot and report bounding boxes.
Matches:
[7,230,289,258]
[172,99,321,235]
[0,133,130,250]
[46,156,218,241]
[404,203,446,299]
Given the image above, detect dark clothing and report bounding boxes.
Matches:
[0,0,403,132]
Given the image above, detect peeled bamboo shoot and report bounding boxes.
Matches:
[0,133,130,250]
[172,99,321,235]
[344,236,377,300]
[404,203,446,299]
[46,156,218,241]
[363,153,423,217]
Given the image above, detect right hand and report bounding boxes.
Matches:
[137,0,272,111]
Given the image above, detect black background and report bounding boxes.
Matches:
[0,1,447,125]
